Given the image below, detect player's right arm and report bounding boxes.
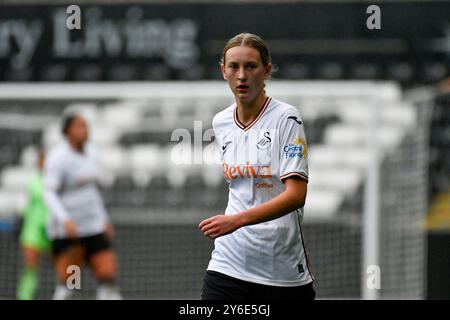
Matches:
[43,151,77,238]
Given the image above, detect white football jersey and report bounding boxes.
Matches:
[207,97,314,287]
[44,140,109,239]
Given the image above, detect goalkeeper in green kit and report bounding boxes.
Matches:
[16,149,51,300]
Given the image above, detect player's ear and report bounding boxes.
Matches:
[221,63,228,80]
[264,63,272,80]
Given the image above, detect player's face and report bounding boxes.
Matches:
[67,116,89,145]
[221,46,271,103]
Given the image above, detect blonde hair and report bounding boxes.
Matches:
[220,33,271,68]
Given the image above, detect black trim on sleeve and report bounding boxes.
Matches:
[280,172,309,183]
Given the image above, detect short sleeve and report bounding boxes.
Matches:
[278,108,308,183]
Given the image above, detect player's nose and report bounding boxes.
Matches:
[237,67,247,81]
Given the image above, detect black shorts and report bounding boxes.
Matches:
[201,270,316,300]
[52,233,111,260]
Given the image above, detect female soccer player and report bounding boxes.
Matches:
[17,149,51,300]
[44,113,121,300]
[199,33,315,300]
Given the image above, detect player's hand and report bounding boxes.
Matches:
[105,223,114,240]
[63,220,78,239]
[199,214,240,239]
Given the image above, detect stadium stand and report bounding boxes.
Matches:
[0,81,430,299]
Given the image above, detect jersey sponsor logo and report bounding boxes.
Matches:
[222,162,272,180]
[283,137,307,159]
[221,141,232,155]
[256,131,272,150]
[287,116,303,125]
[255,182,273,188]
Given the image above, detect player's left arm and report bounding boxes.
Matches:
[199,177,306,239]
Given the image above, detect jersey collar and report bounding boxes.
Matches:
[234,96,272,132]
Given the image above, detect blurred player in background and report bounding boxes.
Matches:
[16,149,50,300]
[44,113,121,300]
[199,33,315,300]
